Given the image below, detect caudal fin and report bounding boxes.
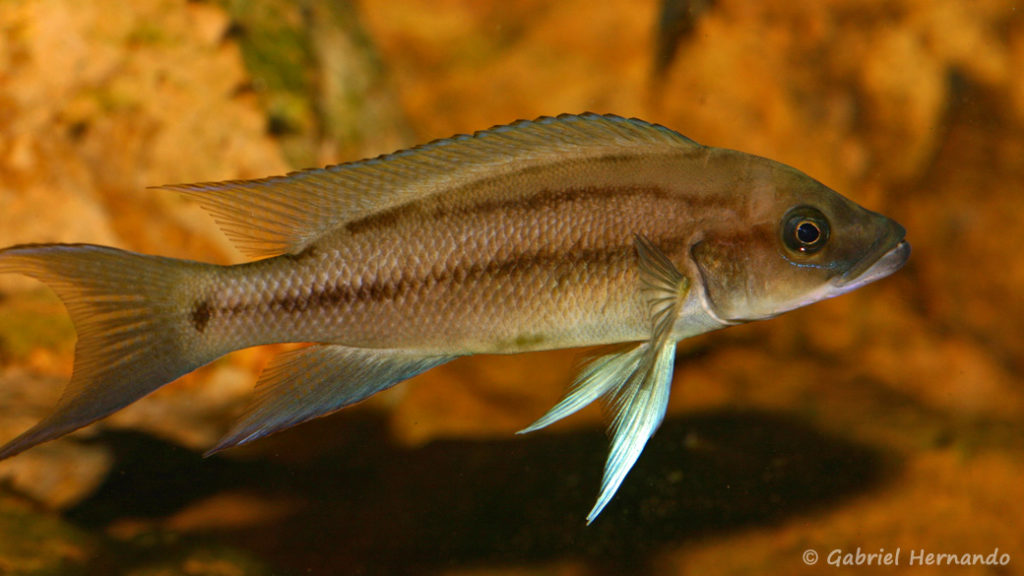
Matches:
[0,244,218,459]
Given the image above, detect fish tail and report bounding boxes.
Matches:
[0,243,219,459]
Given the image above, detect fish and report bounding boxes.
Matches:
[0,113,910,523]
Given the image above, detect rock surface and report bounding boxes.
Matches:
[1,0,1023,574]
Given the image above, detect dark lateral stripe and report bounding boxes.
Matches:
[303,231,688,311]
[196,244,642,327]
[346,183,715,236]
[344,153,667,235]
[268,246,634,313]
[434,186,672,220]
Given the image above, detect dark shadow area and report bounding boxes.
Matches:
[651,0,714,79]
[68,409,897,575]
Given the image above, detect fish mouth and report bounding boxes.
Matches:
[832,239,911,290]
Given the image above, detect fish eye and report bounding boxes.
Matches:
[782,206,830,254]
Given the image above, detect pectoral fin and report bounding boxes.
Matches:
[520,235,690,523]
[208,345,455,454]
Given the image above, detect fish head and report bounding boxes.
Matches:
[690,159,910,323]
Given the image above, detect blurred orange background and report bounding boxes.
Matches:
[0,1,1022,574]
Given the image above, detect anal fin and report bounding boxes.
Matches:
[208,345,455,454]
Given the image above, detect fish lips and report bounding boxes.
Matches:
[832,238,911,291]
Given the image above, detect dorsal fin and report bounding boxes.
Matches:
[156,113,701,257]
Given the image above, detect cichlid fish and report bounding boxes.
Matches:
[0,114,909,522]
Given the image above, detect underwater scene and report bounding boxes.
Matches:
[0,0,1022,574]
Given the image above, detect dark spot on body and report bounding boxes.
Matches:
[514,333,547,348]
[191,300,212,333]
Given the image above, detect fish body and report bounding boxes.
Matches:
[183,153,728,353]
[0,114,909,522]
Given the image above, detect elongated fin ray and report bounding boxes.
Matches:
[158,114,701,257]
[208,345,455,454]
[0,244,219,459]
[590,340,676,523]
[518,236,689,523]
[517,344,642,435]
